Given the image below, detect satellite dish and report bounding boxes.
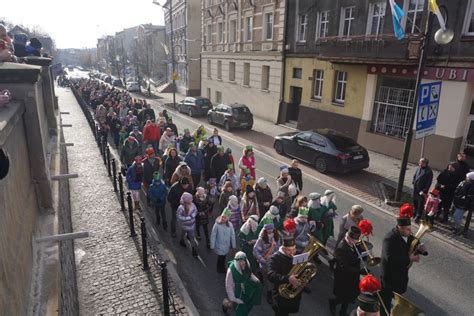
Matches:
[434,28,454,45]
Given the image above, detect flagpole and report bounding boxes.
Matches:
[395,1,434,202]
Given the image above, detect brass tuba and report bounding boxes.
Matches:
[391,292,425,316]
[278,234,327,299]
[408,220,432,268]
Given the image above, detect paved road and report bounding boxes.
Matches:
[70,70,474,315]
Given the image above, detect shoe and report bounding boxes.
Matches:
[192,247,198,258]
[266,291,273,305]
[328,299,336,316]
[196,235,202,240]
[179,239,186,247]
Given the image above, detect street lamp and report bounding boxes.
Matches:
[395,1,454,201]
[152,0,177,107]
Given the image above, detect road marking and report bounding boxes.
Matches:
[153,101,474,255]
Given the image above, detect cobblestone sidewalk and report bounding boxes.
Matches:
[58,87,188,315]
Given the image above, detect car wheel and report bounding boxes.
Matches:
[188,109,194,117]
[224,121,231,131]
[274,140,284,154]
[315,157,328,174]
[208,115,213,124]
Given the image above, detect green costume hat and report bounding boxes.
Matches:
[221,207,231,218]
[153,171,161,180]
[227,164,234,170]
[217,146,225,152]
[243,168,251,175]
[245,145,253,151]
[298,207,309,217]
[184,128,190,133]
[260,217,275,230]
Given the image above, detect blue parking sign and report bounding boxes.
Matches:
[416,82,442,139]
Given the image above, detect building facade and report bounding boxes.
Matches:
[283,0,474,170]
[201,0,287,121]
[164,0,201,96]
[136,25,167,82]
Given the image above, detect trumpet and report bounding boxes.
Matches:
[359,239,381,267]
[408,220,432,268]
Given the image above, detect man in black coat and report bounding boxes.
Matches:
[267,236,301,316]
[142,148,161,204]
[380,215,426,316]
[329,226,363,316]
[412,158,433,221]
[167,177,193,237]
[454,152,471,184]
[210,146,227,180]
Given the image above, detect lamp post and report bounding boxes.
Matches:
[153,0,176,106]
[395,1,454,201]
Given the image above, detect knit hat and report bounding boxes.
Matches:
[269,205,280,216]
[261,217,274,231]
[309,192,321,200]
[217,146,225,152]
[257,177,267,185]
[180,192,193,204]
[221,207,231,218]
[280,167,289,174]
[245,185,254,194]
[208,178,217,185]
[298,207,309,217]
[351,205,364,214]
[234,251,247,261]
[467,171,474,181]
[228,195,238,208]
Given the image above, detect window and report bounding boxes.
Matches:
[243,63,250,86]
[229,20,237,43]
[261,65,270,90]
[316,11,329,40]
[264,12,274,40]
[245,16,253,41]
[463,0,474,35]
[207,24,212,44]
[298,14,308,42]
[229,62,236,81]
[217,61,222,79]
[313,70,324,99]
[207,60,211,78]
[215,91,222,103]
[293,68,302,79]
[334,71,347,103]
[406,0,424,34]
[368,2,386,36]
[339,7,355,37]
[218,22,224,43]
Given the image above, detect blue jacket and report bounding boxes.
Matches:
[126,163,143,190]
[185,150,204,175]
[148,179,168,207]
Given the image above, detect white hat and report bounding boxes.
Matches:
[467,172,474,181]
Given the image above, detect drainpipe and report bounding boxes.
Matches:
[278,0,290,124]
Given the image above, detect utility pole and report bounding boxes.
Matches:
[169,0,176,106]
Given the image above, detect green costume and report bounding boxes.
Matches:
[320,201,337,245]
[237,230,259,272]
[308,206,327,243]
[227,260,262,316]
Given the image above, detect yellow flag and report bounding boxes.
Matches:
[428,0,438,13]
[429,0,446,30]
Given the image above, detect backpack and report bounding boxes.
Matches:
[453,181,471,209]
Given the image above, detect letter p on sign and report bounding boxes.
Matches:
[420,85,431,105]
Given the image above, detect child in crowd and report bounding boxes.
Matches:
[219,181,234,212]
[425,188,441,225]
[206,178,219,214]
[177,192,198,258]
[194,187,212,249]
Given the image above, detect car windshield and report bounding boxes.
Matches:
[325,134,359,150]
[196,99,211,106]
[232,107,249,115]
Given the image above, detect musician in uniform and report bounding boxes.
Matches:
[329,226,364,316]
[350,275,382,316]
[267,236,301,316]
[380,206,427,316]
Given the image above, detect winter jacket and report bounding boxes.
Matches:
[256,186,273,218]
[126,163,143,190]
[121,140,140,166]
[412,166,433,195]
[164,156,182,183]
[159,133,176,152]
[180,135,195,154]
[228,205,241,231]
[167,182,193,209]
[288,167,303,191]
[177,204,197,231]
[253,236,280,268]
[148,179,168,207]
[210,217,236,256]
[219,172,240,192]
[185,150,205,175]
[143,123,161,142]
[129,131,144,145]
[240,196,259,222]
[170,167,194,189]
[424,196,441,216]
[219,190,233,212]
[142,157,161,186]
[294,219,314,252]
[210,153,227,180]
[239,153,256,179]
[194,197,211,225]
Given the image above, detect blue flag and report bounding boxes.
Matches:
[389,0,406,40]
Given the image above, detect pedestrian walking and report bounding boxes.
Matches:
[129,126,144,153]
[219,165,240,194]
[148,172,168,229]
[185,142,205,188]
[210,146,227,181]
[257,205,282,235]
[227,195,242,232]
[159,127,176,152]
[412,157,433,222]
[255,177,273,218]
[179,128,194,155]
[142,148,161,192]
[120,136,140,170]
[194,187,212,249]
[163,147,182,186]
[223,251,262,316]
[294,207,315,254]
[288,160,303,201]
[143,119,161,153]
[436,162,458,222]
[241,185,259,222]
[239,145,256,180]
[165,117,178,136]
[335,205,364,249]
[307,192,326,243]
[238,215,260,272]
[224,148,235,171]
[452,172,474,236]
[177,192,199,258]
[276,167,293,212]
[210,128,222,146]
[203,138,217,181]
[206,178,219,212]
[126,156,144,211]
[320,190,338,245]
[170,161,193,189]
[167,177,193,237]
[329,226,363,316]
[289,195,308,219]
[109,112,122,148]
[219,181,234,211]
[210,208,236,273]
[453,152,471,184]
[272,191,290,220]
[253,221,280,305]
[193,125,207,146]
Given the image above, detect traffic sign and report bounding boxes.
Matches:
[415,81,442,139]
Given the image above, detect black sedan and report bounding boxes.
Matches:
[208,103,253,131]
[273,129,369,173]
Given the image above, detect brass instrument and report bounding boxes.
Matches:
[278,234,327,299]
[359,239,381,267]
[391,292,425,316]
[408,220,432,268]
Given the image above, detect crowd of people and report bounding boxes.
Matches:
[0,24,47,63]
[71,77,473,316]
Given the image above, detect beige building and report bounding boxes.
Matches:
[201,0,286,121]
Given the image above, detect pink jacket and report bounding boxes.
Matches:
[424,196,440,216]
[239,153,256,179]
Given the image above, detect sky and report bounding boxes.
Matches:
[1,0,165,49]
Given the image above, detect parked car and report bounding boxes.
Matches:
[126,81,140,92]
[112,78,123,87]
[207,103,253,131]
[273,129,369,173]
[104,76,112,84]
[178,97,212,117]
